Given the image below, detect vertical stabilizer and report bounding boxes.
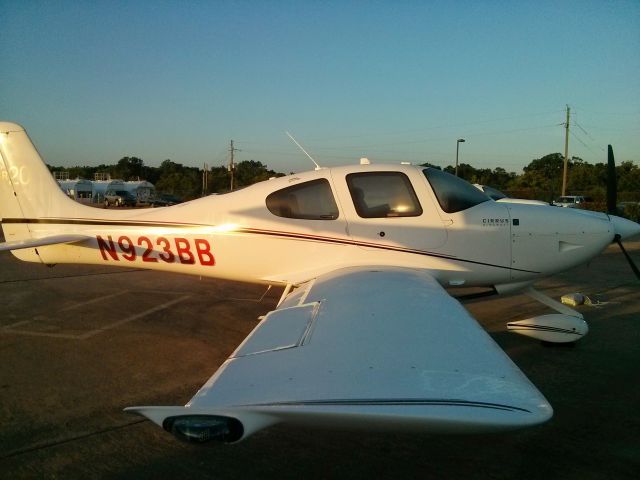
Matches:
[0,122,77,219]
[0,122,83,256]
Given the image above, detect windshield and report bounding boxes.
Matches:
[423,168,490,213]
[483,185,507,201]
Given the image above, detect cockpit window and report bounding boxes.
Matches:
[482,186,507,201]
[346,172,422,218]
[423,168,490,213]
[266,178,339,220]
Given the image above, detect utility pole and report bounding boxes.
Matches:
[455,138,465,177]
[229,140,240,191]
[202,162,208,197]
[561,105,570,196]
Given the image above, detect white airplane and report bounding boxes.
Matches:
[1,122,639,444]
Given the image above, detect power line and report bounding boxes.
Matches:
[571,123,606,154]
[241,123,560,155]
[571,108,640,117]
[570,129,597,153]
[574,121,596,141]
[299,109,565,141]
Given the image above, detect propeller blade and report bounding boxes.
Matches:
[608,145,639,280]
[607,145,617,215]
[614,235,640,280]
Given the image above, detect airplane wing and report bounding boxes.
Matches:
[126,266,552,443]
[0,234,91,252]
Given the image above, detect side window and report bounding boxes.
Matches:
[266,179,339,220]
[346,172,422,218]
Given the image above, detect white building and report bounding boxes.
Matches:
[123,180,156,205]
[92,180,126,203]
[57,179,93,204]
[55,173,156,206]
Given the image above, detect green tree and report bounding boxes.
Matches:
[617,161,640,194]
[113,156,144,180]
[234,160,279,188]
[154,160,201,199]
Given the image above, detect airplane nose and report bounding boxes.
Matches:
[610,215,640,241]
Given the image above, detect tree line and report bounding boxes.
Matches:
[48,158,284,200]
[429,153,640,203]
[49,152,639,204]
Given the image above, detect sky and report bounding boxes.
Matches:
[1,0,639,174]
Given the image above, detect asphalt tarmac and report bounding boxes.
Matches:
[0,240,638,479]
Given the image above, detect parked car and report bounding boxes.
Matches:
[150,193,183,207]
[552,196,592,208]
[104,190,137,207]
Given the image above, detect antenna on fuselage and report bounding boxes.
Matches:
[285,131,322,170]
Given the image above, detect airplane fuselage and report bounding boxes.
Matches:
[2,159,616,290]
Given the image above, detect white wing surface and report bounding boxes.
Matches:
[126,267,552,443]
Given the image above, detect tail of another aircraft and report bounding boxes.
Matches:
[0,122,91,248]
